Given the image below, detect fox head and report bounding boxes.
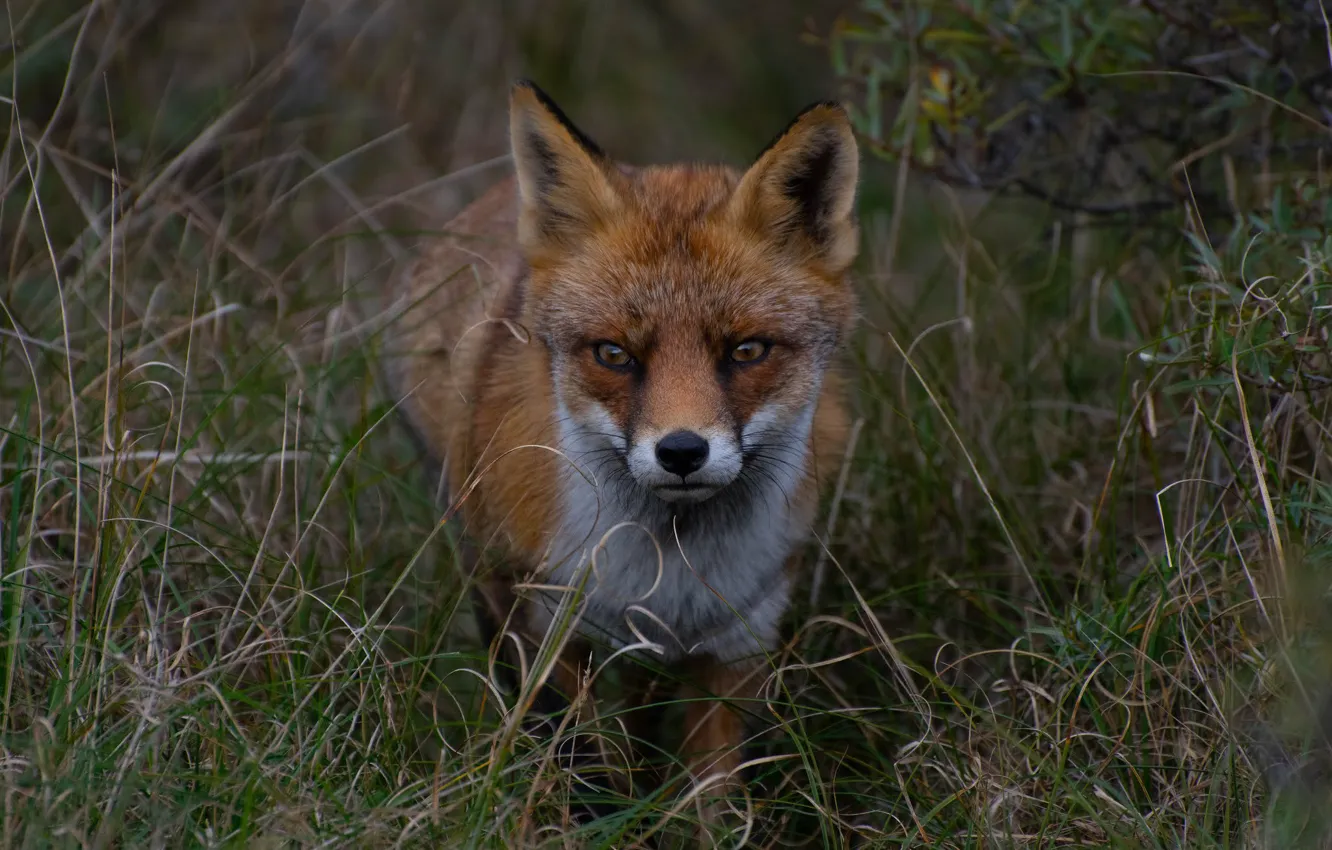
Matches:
[509,81,859,506]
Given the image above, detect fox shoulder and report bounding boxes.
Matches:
[382,175,525,496]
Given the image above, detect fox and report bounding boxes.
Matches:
[385,80,859,821]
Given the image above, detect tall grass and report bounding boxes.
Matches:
[2,2,1330,848]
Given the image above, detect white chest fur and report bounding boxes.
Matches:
[529,417,812,665]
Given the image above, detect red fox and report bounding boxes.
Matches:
[386,80,858,820]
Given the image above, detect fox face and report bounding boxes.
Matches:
[508,82,858,507]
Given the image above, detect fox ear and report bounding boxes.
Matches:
[728,102,860,273]
[509,80,622,254]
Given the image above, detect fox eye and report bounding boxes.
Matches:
[593,342,635,370]
[730,340,770,364]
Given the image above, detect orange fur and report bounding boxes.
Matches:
[386,80,859,825]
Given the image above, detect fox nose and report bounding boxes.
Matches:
[655,430,710,477]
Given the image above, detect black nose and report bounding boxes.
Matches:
[655,430,709,477]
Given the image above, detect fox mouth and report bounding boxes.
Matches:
[651,482,721,503]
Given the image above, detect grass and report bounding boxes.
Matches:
[2,2,1331,848]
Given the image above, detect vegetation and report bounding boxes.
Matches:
[1,1,1329,847]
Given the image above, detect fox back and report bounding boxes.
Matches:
[385,80,859,820]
